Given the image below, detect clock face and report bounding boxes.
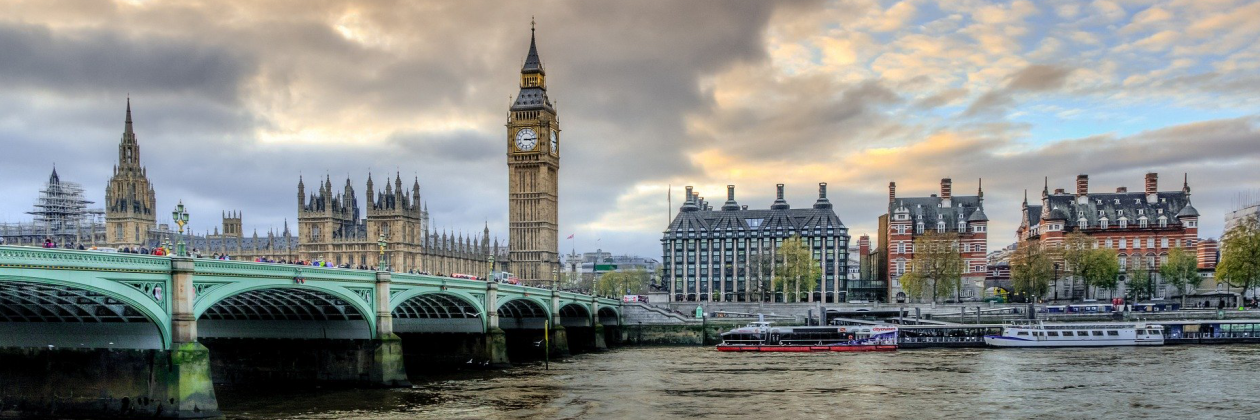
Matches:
[550,131,558,155]
[515,128,537,151]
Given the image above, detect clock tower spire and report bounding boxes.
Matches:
[507,20,560,286]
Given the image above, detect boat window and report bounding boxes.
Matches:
[1047,331,1059,336]
[1061,331,1073,336]
[1016,331,1028,336]
[1076,331,1087,337]
[1107,331,1119,336]
[1147,330,1159,335]
[1092,331,1104,336]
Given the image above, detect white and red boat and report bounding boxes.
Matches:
[716,320,898,352]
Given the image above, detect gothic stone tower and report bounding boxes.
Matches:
[105,99,157,248]
[507,23,560,285]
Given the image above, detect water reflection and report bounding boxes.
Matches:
[220,345,1260,419]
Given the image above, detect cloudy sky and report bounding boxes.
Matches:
[2,0,1258,258]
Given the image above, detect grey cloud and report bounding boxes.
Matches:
[914,87,969,109]
[0,21,254,103]
[1006,64,1075,91]
[689,77,904,160]
[964,64,1075,116]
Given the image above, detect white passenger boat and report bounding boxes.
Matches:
[983,321,1164,347]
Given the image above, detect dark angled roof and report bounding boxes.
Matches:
[511,87,553,112]
[890,195,986,228]
[1026,190,1196,230]
[522,27,543,74]
[968,206,988,222]
[664,192,847,240]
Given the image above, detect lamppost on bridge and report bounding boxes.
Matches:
[487,254,495,282]
[553,266,559,291]
[377,233,388,272]
[171,201,189,257]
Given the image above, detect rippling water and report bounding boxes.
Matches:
[219,345,1260,419]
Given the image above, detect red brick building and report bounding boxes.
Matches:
[1197,238,1218,270]
[1017,173,1200,300]
[880,178,989,302]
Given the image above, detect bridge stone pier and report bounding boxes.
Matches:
[0,246,620,418]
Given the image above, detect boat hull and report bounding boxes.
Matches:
[984,335,1163,348]
[715,344,897,352]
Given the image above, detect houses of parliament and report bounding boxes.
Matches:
[8,26,564,282]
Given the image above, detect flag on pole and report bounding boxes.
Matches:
[566,234,574,240]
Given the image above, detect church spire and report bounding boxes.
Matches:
[125,96,134,135]
[522,17,543,75]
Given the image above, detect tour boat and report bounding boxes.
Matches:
[716,320,898,352]
[983,321,1164,348]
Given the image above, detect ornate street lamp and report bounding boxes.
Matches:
[487,254,495,282]
[171,201,189,257]
[377,233,388,272]
[553,265,560,291]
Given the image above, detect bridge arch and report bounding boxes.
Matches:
[597,306,621,326]
[0,276,170,349]
[391,291,485,334]
[194,283,375,340]
[557,303,592,328]
[496,297,550,329]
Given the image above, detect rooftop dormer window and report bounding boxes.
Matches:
[1100,217,1109,229]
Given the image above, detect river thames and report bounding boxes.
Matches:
[218,345,1260,419]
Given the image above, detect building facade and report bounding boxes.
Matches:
[507,25,561,286]
[661,183,851,303]
[104,99,158,248]
[1017,173,1200,300]
[882,178,990,302]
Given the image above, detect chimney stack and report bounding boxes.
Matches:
[941,178,952,199]
[685,186,694,203]
[771,184,791,210]
[1054,188,1066,194]
[727,185,735,201]
[1116,187,1127,193]
[1076,174,1089,197]
[889,182,897,203]
[1145,172,1158,203]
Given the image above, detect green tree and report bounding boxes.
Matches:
[773,235,821,302]
[1160,247,1201,307]
[1128,262,1155,302]
[1011,241,1054,301]
[1082,248,1120,298]
[1061,232,1092,301]
[1218,216,1260,308]
[898,232,963,303]
[594,268,651,298]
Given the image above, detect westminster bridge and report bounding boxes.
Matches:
[0,246,623,418]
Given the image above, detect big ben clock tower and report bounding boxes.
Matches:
[507,22,560,286]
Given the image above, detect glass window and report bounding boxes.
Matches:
[1061,331,1074,336]
[1092,331,1104,336]
[1107,331,1119,336]
[1047,331,1059,337]
[1016,331,1028,336]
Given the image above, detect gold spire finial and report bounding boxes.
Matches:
[531,16,535,32]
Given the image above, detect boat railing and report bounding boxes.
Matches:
[899,336,984,343]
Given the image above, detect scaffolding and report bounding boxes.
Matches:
[0,170,106,247]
